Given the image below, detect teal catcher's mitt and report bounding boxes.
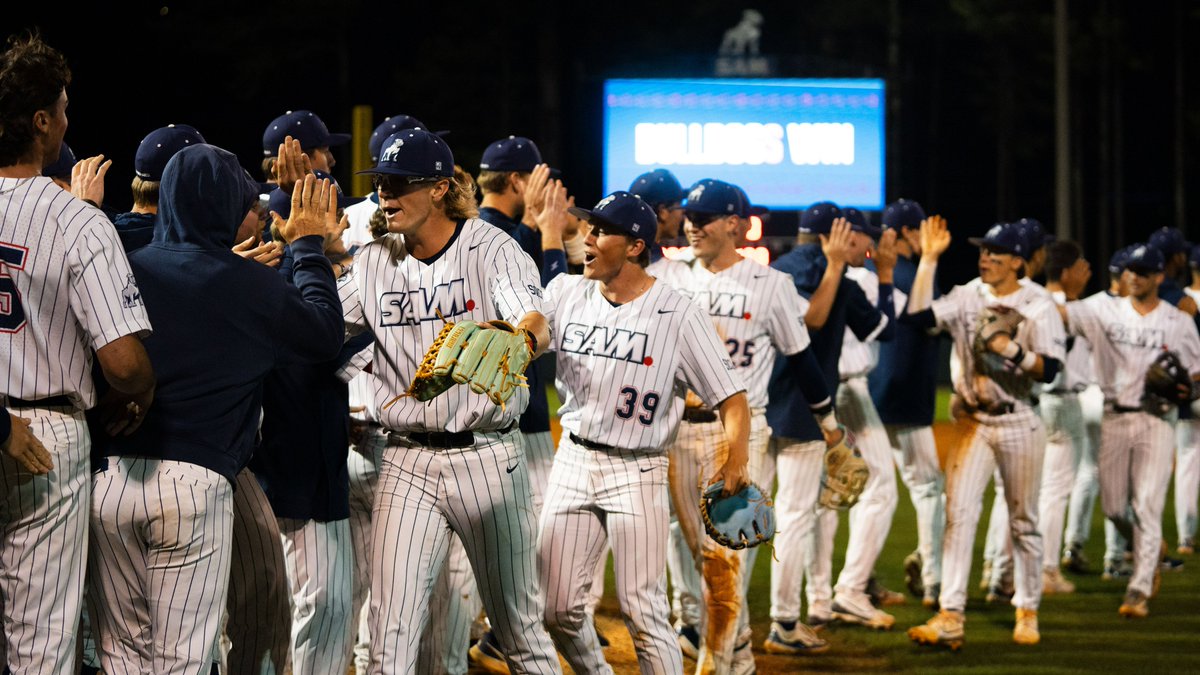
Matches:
[700,481,776,550]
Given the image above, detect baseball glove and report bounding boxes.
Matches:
[395,318,533,408]
[819,426,869,510]
[700,480,776,550]
[1143,349,1194,415]
[973,305,1026,376]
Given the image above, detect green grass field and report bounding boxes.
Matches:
[559,387,1200,673]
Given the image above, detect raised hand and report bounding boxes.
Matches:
[71,154,112,206]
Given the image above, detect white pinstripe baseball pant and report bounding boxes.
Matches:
[539,436,678,675]
[1099,410,1176,597]
[887,424,945,591]
[369,431,558,675]
[225,467,291,675]
[1065,386,1128,565]
[809,377,898,606]
[89,458,234,675]
[1175,418,1200,547]
[766,436,825,623]
[349,425,386,675]
[1038,392,1086,569]
[279,518,355,675]
[1,407,88,675]
[938,408,1044,613]
[666,413,769,673]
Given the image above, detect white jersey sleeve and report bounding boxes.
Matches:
[487,233,544,326]
[674,301,745,408]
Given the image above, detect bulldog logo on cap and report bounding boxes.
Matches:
[382,138,405,163]
[688,184,706,202]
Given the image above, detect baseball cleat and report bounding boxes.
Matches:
[1062,542,1090,574]
[468,630,511,674]
[985,584,1014,605]
[1102,560,1132,580]
[832,592,895,630]
[1178,538,1195,555]
[732,635,757,675]
[903,549,925,597]
[1012,608,1039,645]
[1042,567,1076,594]
[1119,590,1149,618]
[908,610,965,650]
[677,624,700,660]
[978,560,993,591]
[762,621,829,655]
[867,576,906,607]
[595,619,610,648]
[807,599,832,631]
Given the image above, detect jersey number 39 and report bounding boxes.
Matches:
[0,241,28,333]
[616,386,659,425]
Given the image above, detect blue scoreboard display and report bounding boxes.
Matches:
[603,78,886,211]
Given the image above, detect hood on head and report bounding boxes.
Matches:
[154,144,259,249]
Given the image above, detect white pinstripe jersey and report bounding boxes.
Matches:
[544,274,745,451]
[933,278,1066,407]
[667,257,809,409]
[646,255,689,286]
[1066,292,1200,408]
[341,218,542,432]
[838,266,892,379]
[1046,290,1093,393]
[0,177,152,408]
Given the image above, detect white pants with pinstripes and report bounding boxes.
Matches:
[887,424,945,592]
[809,377,898,607]
[279,517,354,675]
[1065,385,1128,565]
[1099,411,1176,597]
[369,430,558,675]
[1175,418,1200,547]
[1037,392,1086,569]
[89,457,234,675]
[539,436,679,675]
[349,424,386,675]
[1,406,88,675]
[766,436,825,623]
[225,467,291,675]
[938,408,1045,614]
[666,413,769,674]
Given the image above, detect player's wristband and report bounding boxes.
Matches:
[1018,349,1037,372]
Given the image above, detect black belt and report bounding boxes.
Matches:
[390,422,514,448]
[569,432,615,451]
[683,408,718,424]
[1107,403,1143,414]
[7,395,73,409]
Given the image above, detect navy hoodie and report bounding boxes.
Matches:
[108,145,343,484]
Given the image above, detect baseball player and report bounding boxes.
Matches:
[262,109,349,178]
[1063,244,1200,617]
[766,202,895,640]
[906,220,1066,648]
[1177,245,1200,555]
[1,34,157,674]
[661,178,835,672]
[1028,240,1093,595]
[804,207,902,632]
[340,129,559,674]
[535,189,749,675]
[344,114,429,246]
[868,199,946,608]
[1063,247,1134,579]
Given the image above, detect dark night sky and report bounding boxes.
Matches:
[5,0,1198,290]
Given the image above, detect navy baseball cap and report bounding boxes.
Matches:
[881,199,925,230]
[797,201,842,234]
[358,129,454,179]
[969,222,1029,260]
[135,124,206,181]
[368,114,428,162]
[683,179,751,218]
[262,110,351,157]
[1148,227,1189,258]
[42,141,75,179]
[568,191,657,245]
[1108,245,1133,275]
[267,170,365,219]
[1013,217,1053,250]
[629,169,685,207]
[1124,244,1165,274]
[843,208,882,238]
[479,136,551,173]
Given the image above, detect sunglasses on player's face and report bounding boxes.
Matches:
[685,211,726,228]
